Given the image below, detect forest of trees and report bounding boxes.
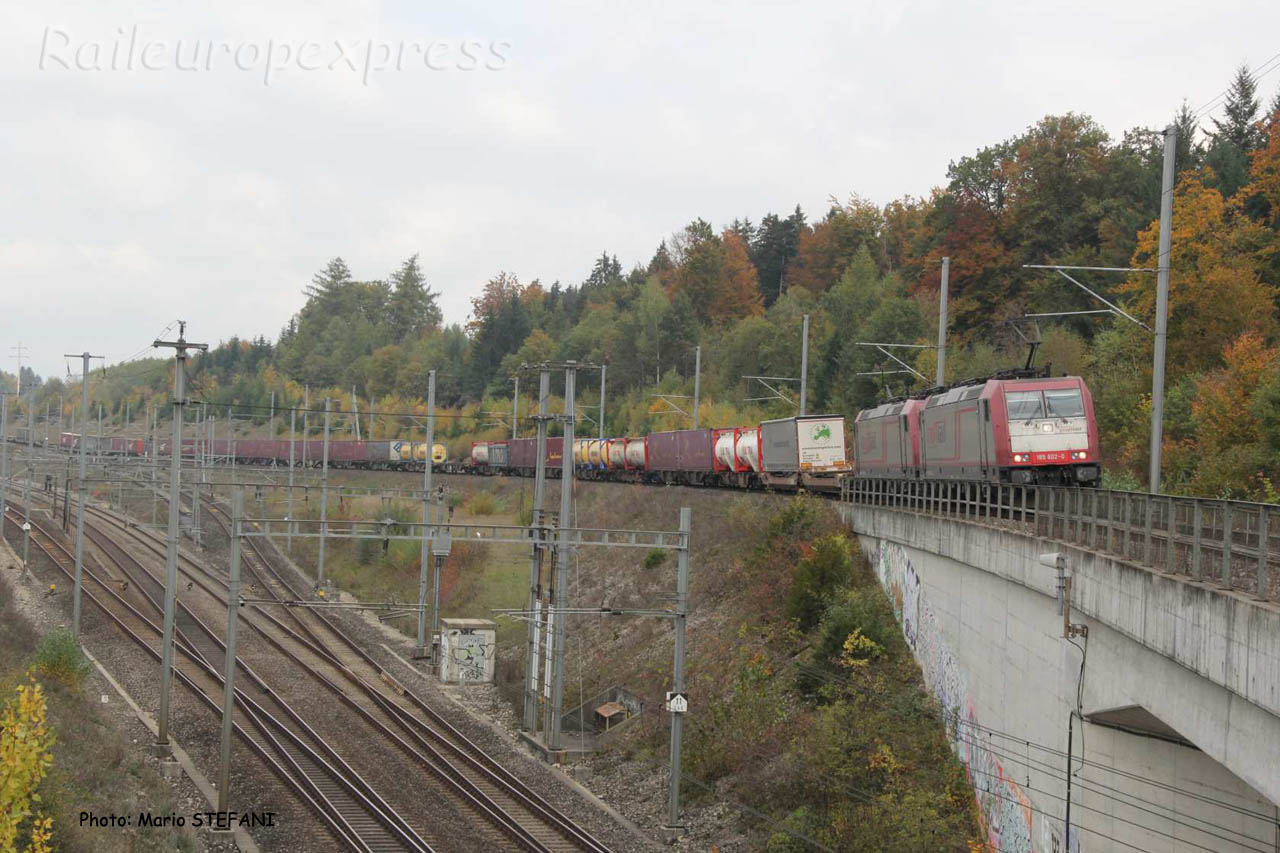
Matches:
[13,67,1280,498]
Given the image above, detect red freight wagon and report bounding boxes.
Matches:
[325,441,368,464]
[507,437,563,471]
[645,429,715,484]
[235,439,287,462]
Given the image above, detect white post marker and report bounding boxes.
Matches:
[665,692,689,714]
[22,521,32,571]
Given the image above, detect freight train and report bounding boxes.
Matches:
[54,374,1100,490]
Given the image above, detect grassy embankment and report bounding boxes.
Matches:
[560,485,982,851]
[254,470,537,650]
[0,574,191,853]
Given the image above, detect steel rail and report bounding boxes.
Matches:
[0,507,374,851]
[201,497,613,853]
[4,503,432,853]
[72,490,586,852]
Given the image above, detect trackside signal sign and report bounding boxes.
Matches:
[665,692,688,713]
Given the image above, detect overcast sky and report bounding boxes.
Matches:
[3,0,1279,380]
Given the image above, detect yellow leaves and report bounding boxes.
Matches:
[867,742,901,776]
[839,628,884,669]
[26,816,52,853]
[1125,172,1278,375]
[1,677,56,852]
[1248,123,1280,225]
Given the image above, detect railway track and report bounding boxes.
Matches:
[2,500,434,853]
[9,482,614,852]
[197,496,613,853]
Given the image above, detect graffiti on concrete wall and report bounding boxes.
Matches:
[875,540,1040,852]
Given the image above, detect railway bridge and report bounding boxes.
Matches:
[839,480,1280,852]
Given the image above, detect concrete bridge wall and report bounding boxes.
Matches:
[842,503,1279,852]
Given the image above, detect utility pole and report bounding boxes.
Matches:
[691,348,701,430]
[151,324,206,750]
[666,506,692,830]
[415,370,436,659]
[269,391,275,439]
[599,365,607,440]
[1,393,8,528]
[150,405,158,528]
[430,490,446,668]
[217,487,244,813]
[62,351,103,638]
[302,386,309,468]
[317,398,331,589]
[97,404,103,462]
[10,342,29,397]
[1149,125,1176,494]
[798,315,810,417]
[287,408,296,554]
[547,365,576,749]
[511,376,519,440]
[351,385,361,440]
[937,257,950,386]
[523,367,551,732]
[228,406,235,476]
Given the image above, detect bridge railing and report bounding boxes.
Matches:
[840,478,1278,602]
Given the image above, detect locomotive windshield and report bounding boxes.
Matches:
[1044,388,1085,418]
[1006,391,1044,420]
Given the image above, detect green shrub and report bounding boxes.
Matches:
[767,496,823,542]
[447,491,465,509]
[513,494,535,526]
[354,536,382,565]
[1100,468,1142,491]
[32,629,91,687]
[643,549,667,570]
[467,492,498,516]
[786,534,853,631]
[765,806,830,852]
[797,586,901,698]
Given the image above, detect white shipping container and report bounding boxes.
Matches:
[796,417,847,471]
[625,437,647,468]
[735,429,761,472]
[714,432,737,469]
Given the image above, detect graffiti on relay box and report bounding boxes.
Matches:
[448,632,493,683]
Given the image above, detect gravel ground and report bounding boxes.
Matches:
[231,469,776,851]
[3,505,323,853]
[31,473,772,851]
[2,524,217,852]
[250,527,669,853]
[105,498,498,852]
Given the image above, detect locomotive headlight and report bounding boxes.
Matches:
[1041,423,1054,433]
[1071,451,1087,460]
[1013,453,1027,463]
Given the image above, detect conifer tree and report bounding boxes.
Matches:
[388,254,442,342]
[1206,65,1264,197]
[1172,99,1203,170]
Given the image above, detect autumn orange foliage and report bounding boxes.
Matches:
[1125,173,1277,374]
